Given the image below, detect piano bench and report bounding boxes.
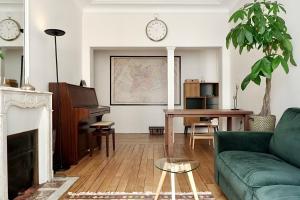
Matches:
[90,121,115,128]
[89,125,115,157]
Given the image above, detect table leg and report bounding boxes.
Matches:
[164,114,168,150]
[171,173,176,200]
[167,116,174,156]
[244,115,250,131]
[187,171,199,200]
[154,171,167,200]
[227,117,232,131]
[106,133,109,157]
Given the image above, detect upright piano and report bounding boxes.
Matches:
[49,82,110,167]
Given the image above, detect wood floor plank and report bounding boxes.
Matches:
[61,134,226,199]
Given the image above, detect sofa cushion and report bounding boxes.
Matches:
[217,151,300,187]
[269,108,300,168]
[254,185,300,200]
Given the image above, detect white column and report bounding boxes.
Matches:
[167,47,176,109]
[221,46,231,109]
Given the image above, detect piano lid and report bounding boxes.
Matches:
[66,83,99,107]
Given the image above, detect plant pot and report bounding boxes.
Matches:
[249,115,276,132]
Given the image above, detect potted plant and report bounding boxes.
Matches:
[226,0,296,131]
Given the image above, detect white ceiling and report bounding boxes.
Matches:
[0,0,241,12]
[78,0,241,12]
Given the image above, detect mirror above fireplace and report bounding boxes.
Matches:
[0,0,24,88]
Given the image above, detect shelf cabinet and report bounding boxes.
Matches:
[183,80,219,127]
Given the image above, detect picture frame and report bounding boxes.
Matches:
[110,56,181,105]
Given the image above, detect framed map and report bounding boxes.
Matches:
[110,56,181,105]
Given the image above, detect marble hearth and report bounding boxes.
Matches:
[0,87,53,200]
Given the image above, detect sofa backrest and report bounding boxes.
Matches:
[269,108,300,168]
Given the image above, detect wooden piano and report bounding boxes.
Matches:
[49,82,110,167]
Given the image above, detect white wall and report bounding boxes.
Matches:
[82,12,230,85]
[230,0,300,121]
[82,11,232,133]
[94,48,220,133]
[28,0,82,91]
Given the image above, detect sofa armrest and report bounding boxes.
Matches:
[214,131,273,155]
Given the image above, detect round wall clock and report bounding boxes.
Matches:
[146,17,168,42]
[0,17,21,41]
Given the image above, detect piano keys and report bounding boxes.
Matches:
[49,82,110,167]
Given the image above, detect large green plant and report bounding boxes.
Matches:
[226,0,296,116]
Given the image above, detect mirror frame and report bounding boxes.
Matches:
[24,0,29,84]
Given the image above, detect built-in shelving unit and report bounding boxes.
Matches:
[183,79,219,131]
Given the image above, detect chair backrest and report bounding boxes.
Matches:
[269,108,300,168]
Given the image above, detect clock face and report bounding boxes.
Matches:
[146,18,168,42]
[0,18,21,41]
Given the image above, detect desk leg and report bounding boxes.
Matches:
[227,117,232,131]
[171,173,176,200]
[164,114,169,149]
[167,116,174,156]
[244,115,250,131]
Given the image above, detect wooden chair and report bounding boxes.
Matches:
[89,121,115,157]
[190,119,219,149]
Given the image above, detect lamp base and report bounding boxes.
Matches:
[21,83,35,91]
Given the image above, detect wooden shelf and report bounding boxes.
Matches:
[184,80,219,126]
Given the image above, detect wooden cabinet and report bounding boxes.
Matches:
[184,80,219,128]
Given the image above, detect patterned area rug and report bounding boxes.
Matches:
[15,177,78,200]
[66,192,215,200]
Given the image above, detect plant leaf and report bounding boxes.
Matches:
[226,32,232,49]
[272,56,281,70]
[259,24,266,34]
[279,5,286,13]
[245,30,253,43]
[237,29,245,46]
[261,58,272,78]
[282,39,293,52]
[252,75,261,85]
[290,54,297,66]
[250,59,262,79]
[280,57,289,73]
[241,74,251,90]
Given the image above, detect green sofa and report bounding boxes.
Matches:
[215,108,300,200]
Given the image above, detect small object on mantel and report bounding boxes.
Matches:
[21,83,35,91]
[4,79,18,87]
[149,126,164,135]
[184,79,199,83]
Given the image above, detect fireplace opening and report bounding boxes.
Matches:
[7,129,38,200]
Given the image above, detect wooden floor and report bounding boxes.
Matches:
[61,134,226,199]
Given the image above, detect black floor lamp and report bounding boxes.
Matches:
[45,29,69,171]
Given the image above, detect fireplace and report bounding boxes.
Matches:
[7,130,38,199]
[0,87,53,200]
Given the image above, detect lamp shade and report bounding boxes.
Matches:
[44,29,65,37]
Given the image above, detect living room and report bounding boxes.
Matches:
[0,0,299,199]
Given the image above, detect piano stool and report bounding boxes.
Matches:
[89,121,115,157]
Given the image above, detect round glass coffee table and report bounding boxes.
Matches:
[154,158,200,200]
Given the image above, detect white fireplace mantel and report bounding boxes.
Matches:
[0,87,53,200]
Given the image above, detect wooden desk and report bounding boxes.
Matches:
[164,109,253,155]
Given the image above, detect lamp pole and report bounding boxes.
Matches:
[45,29,68,171]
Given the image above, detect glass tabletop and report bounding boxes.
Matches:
[155,158,200,173]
